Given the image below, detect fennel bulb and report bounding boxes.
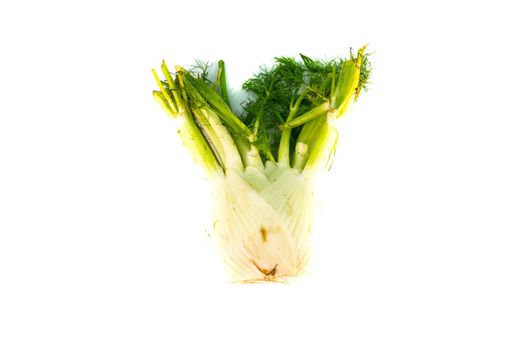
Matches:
[152,47,371,282]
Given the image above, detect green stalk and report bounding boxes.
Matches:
[277,121,294,167]
[331,46,366,117]
[178,112,223,176]
[152,69,177,113]
[161,61,176,90]
[185,75,252,139]
[217,60,231,108]
[152,91,175,117]
[302,119,333,172]
[281,102,330,129]
[277,91,309,166]
[192,107,244,173]
[292,142,309,170]
[292,113,329,170]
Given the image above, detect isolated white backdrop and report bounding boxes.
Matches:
[1,0,525,349]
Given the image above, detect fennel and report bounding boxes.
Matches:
[152,47,371,282]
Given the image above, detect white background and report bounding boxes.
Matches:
[1,0,525,349]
